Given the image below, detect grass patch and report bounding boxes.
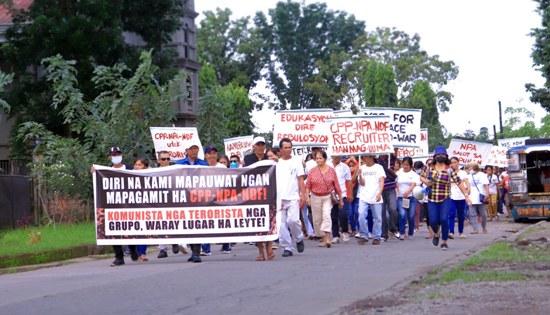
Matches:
[427,242,550,285]
[0,222,96,257]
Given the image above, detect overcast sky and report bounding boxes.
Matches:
[195,0,547,136]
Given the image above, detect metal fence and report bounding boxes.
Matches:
[0,175,32,229]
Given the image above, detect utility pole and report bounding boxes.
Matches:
[498,100,503,139]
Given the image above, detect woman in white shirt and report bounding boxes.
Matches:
[449,157,470,239]
[468,163,490,234]
[396,157,420,240]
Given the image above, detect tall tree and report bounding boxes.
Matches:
[197,8,269,92]
[354,27,458,112]
[256,0,365,109]
[402,80,445,149]
[364,61,398,107]
[1,0,184,154]
[527,0,550,111]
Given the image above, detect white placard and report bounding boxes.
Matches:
[448,139,493,165]
[150,127,204,161]
[497,137,529,149]
[224,135,253,159]
[272,109,333,147]
[359,108,422,147]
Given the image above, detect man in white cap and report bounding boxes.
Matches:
[244,136,268,166]
[175,140,208,166]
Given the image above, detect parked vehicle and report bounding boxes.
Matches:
[507,138,550,222]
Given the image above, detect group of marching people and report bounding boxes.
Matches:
[101,138,511,266]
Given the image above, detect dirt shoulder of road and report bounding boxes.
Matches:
[340,221,550,315]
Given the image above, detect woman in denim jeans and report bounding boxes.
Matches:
[345,156,360,236]
[396,157,420,240]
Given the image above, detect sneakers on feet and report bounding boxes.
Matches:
[432,236,440,247]
[282,250,293,257]
[357,237,367,245]
[221,250,232,254]
[130,247,138,261]
[187,255,202,263]
[110,258,125,266]
[331,237,340,244]
[448,233,455,239]
[157,250,168,259]
[200,251,211,256]
[372,239,381,245]
[172,244,180,254]
[296,240,305,253]
[342,232,350,242]
[394,232,401,239]
[441,243,449,251]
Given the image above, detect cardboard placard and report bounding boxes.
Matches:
[150,127,204,161]
[397,128,429,158]
[272,109,333,147]
[448,139,493,165]
[484,145,508,168]
[497,137,529,149]
[224,135,253,159]
[359,108,422,147]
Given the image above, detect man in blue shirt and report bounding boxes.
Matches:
[175,140,207,262]
[176,140,208,166]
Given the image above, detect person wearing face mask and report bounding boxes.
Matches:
[98,147,138,266]
[413,161,427,235]
[468,162,490,234]
[420,146,471,251]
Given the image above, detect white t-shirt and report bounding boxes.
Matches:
[396,169,420,198]
[451,169,468,200]
[487,174,499,194]
[333,162,352,197]
[276,156,305,200]
[358,164,385,204]
[469,172,489,205]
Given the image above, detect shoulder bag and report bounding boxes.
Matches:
[318,166,339,205]
[472,174,488,204]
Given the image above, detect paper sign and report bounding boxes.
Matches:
[359,108,422,147]
[150,127,204,161]
[484,146,508,167]
[292,146,327,161]
[224,135,253,159]
[323,116,394,156]
[498,137,529,149]
[397,128,429,158]
[272,109,333,147]
[448,139,493,165]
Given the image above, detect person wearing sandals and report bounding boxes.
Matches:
[255,149,278,261]
[396,157,420,240]
[468,162,490,234]
[305,150,343,248]
[449,157,470,239]
[420,146,471,250]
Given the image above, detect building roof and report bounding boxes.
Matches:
[0,0,32,24]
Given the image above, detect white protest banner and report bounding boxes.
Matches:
[498,137,529,149]
[224,135,253,160]
[484,146,508,168]
[272,109,333,147]
[323,115,394,156]
[448,139,493,165]
[397,128,429,158]
[359,108,422,147]
[93,161,278,244]
[292,146,327,161]
[150,127,204,161]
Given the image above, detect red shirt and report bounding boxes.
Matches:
[306,166,342,196]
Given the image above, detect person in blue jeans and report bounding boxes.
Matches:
[395,157,420,240]
[448,157,470,239]
[357,155,385,245]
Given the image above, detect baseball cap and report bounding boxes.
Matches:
[108,146,122,156]
[185,139,201,150]
[433,145,448,156]
[252,136,266,146]
[204,145,218,154]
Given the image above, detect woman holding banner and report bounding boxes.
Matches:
[305,150,343,248]
[420,146,471,251]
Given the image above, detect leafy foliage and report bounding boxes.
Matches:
[364,62,398,107]
[528,0,550,111]
[16,51,184,204]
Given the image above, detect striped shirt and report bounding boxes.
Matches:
[421,167,462,203]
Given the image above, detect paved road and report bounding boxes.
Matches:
[0,220,524,315]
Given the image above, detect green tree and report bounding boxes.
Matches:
[364,62,398,107]
[197,8,269,92]
[15,51,184,222]
[527,0,550,111]
[354,27,458,112]
[2,0,184,157]
[257,0,365,109]
[502,107,540,138]
[475,127,490,143]
[402,80,445,149]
